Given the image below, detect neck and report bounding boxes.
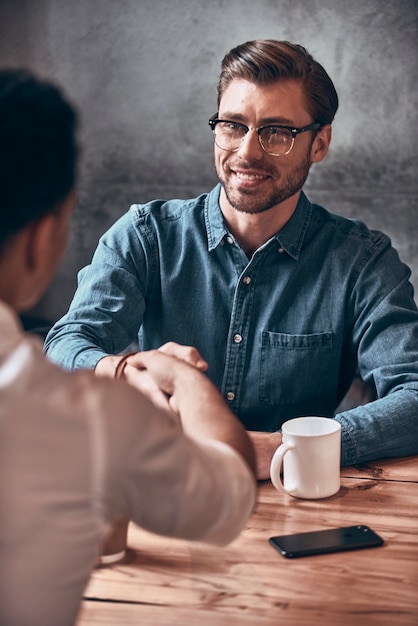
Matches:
[0,228,38,312]
[219,188,300,256]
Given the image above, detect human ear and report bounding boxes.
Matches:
[24,215,54,273]
[310,124,332,163]
[25,192,75,273]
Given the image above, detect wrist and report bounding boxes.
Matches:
[114,352,137,379]
[95,354,128,378]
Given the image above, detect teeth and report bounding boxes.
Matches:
[236,171,265,181]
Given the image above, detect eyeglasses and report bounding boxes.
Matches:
[208,115,321,156]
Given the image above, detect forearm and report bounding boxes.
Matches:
[336,388,418,466]
[44,329,107,371]
[122,350,256,477]
[44,240,144,370]
[174,370,256,476]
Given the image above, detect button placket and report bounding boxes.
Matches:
[221,261,256,408]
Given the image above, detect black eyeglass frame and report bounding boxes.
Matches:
[208,115,321,156]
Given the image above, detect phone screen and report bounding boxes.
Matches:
[269,525,384,558]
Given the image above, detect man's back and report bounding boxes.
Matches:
[0,304,256,626]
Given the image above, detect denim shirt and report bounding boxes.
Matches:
[45,185,418,465]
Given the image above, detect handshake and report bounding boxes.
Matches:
[95,341,256,474]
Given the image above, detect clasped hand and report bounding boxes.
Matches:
[118,342,208,415]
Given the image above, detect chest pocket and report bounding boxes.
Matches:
[258,331,333,407]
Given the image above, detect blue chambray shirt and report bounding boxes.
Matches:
[45,185,418,465]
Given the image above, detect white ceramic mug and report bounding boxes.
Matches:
[270,416,341,499]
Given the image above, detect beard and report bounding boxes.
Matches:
[216,153,312,215]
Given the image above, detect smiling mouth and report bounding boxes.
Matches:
[234,170,269,181]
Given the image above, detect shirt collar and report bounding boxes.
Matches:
[205,184,312,259]
[274,192,312,260]
[205,184,228,251]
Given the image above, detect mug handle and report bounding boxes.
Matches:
[270,443,295,494]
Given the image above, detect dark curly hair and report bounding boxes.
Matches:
[0,68,78,250]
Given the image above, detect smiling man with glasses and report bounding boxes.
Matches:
[45,40,418,479]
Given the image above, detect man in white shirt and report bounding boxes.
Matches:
[0,68,256,626]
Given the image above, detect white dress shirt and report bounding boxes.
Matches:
[0,301,256,626]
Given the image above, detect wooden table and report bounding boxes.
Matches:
[77,456,418,625]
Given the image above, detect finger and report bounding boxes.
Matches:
[158,342,208,370]
[124,366,174,414]
[124,351,175,396]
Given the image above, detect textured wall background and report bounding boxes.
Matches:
[1,0,417,321]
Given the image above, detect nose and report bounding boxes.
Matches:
[237,128,264,159]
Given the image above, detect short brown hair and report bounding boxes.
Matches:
[217,40,339,126]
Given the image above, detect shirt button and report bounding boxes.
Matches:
[243,276,251,285]
[226,391,235,401]
[233,333,243,343]
[226,236,234,245]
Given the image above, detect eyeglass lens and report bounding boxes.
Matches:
[214,122,294,156]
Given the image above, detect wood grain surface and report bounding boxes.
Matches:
[78,456,418,626]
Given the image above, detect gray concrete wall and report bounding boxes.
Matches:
[1,0,417,321]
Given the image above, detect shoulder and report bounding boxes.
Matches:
[129,191,211,223]
[308,202,413,293]
[310,202,391,250]
[98,188,216,248]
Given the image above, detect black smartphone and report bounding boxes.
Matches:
[269,525,384,558]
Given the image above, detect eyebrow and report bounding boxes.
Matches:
[218,112,297,126]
